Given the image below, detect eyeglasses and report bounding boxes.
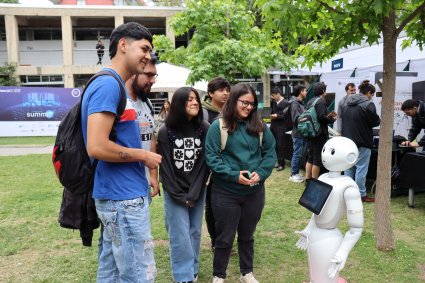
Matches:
[238,100,256,109]
[142,72,158,79]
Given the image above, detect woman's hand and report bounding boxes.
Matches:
[248,171,260,185]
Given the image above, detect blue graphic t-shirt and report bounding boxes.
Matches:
[81,68,149,200]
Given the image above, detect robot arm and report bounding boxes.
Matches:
[328,186,364,278]
[295,214,317,250]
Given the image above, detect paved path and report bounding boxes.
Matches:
[0,145,53,156]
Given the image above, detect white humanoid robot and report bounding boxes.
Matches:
[296,137,364,283]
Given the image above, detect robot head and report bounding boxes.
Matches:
[321,137,358,172]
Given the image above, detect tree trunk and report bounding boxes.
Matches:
[375,10,396,251]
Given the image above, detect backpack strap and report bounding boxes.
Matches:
[218,118,228,152]
[80,70,127,167]
[219,118,263,152]
[146,98,154,117]
[82,70,127,141]
[202,108,209,122]
[310,97,321,108]
[259,131,263,148]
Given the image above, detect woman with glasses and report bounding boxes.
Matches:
[157,87,210,283]
[205,83,276,283]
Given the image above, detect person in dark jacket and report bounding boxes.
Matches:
[201,77,231,251]
[270,87,290,171]
[201,77,230,123]
[157,87,210,283]
[205,83,276,283]
[288,84,307,183]
[96,39,105,65]
[336,82,357,133]
[401,99,425,149]
[341,80,381,202]
[305,82,337,182]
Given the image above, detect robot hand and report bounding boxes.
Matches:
[328,255,346,279]
[294,230,308,250]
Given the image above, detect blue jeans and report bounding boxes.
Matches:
[163,189,206,282]
[95,197,156,283]
[291,136,306,175]
[345,147,371,197]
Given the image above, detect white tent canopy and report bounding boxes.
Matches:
[151,62,208,93]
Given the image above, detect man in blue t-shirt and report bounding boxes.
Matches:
[81,22,162,283]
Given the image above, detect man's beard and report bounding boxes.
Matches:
[132,80,151,102]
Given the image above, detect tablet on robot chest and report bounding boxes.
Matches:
[298,178,333,215]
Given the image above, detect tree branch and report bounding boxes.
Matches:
[317,0,344,14]
[395,2,425,36]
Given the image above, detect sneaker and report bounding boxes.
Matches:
[193,273,198,283]
[212,276,224,283]
[362,195,375,203]
[239,272,259,283]
[289,174,304,183]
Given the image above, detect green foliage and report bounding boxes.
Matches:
[0,63,18,86]
[153,35,188,66]
[1,155,425,282]
[255,0,425,68]
[156,0,294,84]
[0,0,18,3]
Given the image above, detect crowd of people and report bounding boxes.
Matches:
[81,22,425,283]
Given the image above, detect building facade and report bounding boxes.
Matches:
[0,3,182,88]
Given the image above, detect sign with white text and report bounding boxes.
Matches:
[0,86,81,136]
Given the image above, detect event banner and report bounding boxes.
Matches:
[0,86,81,136]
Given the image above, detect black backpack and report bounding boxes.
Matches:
[52,70,126,194]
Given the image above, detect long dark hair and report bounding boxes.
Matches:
[222,83,264,135]
[165,87,203,130]
[158,100,170,118]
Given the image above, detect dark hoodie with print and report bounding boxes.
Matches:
[341,93,381,148]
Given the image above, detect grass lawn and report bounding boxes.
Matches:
[0,154,424,282]
[0,136,55,146]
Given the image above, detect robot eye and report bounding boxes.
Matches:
[331,148,335,155]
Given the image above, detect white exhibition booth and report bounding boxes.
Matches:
[152,62,208,94]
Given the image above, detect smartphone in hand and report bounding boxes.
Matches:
[242,172,251,179]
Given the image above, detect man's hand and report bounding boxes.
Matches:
[143,151,162,169]
[150,177,160,197]
[401,140,419,147]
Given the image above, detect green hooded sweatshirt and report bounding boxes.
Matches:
[205,119,276,195]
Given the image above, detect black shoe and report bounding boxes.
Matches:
[276,166,284,171]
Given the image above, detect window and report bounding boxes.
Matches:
[20,75,64,86]
[19,29,61,41]
[74,29,111,40]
